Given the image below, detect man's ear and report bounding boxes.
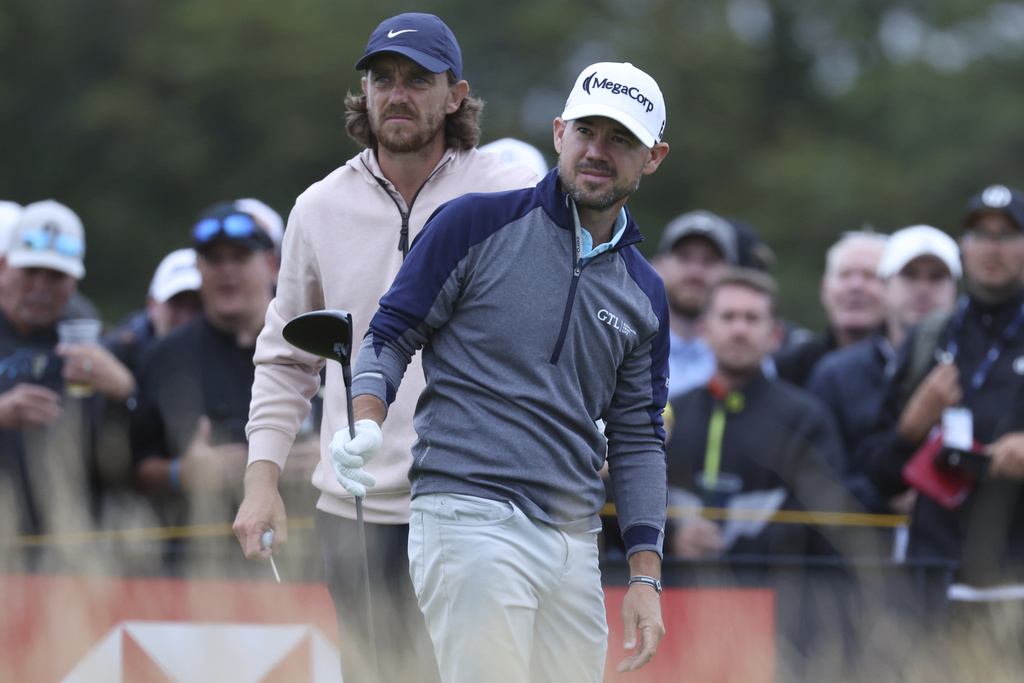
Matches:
[552,118,566,155]
[643,142,669,176]
[446,80,469,114]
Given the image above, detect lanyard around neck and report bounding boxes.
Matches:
[944,295,1024,404]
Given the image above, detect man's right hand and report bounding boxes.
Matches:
[233,460,287,561]
[0,383,61,430]
[898,362,962,444]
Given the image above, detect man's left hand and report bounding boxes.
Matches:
[988,432,1024,480]
[618,580,665,673]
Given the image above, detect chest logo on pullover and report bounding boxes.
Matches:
[598,309,635,337]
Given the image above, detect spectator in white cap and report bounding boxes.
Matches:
[0,199,101,322]
[808,225,960,515]
[479,137,549,179]
[104,248,203,385]
[343,60,670,682]
[0,200,135,543]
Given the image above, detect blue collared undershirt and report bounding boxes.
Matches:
[570,200,628,262]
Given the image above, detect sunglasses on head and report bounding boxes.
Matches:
[20,229,84,258]
[193,213,262,244]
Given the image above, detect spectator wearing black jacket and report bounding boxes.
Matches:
[864,185,1024,587]
[131,204,318,573]
[665,268,858,559]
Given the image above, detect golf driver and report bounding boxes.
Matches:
[283,309,379,682]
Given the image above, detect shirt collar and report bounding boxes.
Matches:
[569,198,628,262]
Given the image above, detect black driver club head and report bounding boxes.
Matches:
[282,309,354,364]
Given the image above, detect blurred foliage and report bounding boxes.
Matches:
[2,0,1024,329]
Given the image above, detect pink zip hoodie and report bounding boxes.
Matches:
[247,146,537,523]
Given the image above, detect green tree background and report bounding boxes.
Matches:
[3,0,1024,329]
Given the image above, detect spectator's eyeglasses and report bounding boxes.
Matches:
[963,229,1024,245]
[20,229,84,257]
[193,213,260,244]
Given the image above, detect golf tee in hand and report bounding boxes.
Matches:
[260,529,281,583]
[328,419,382,498]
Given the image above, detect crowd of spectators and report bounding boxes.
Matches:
[3,167,1024,676]
[4,183,1022,581]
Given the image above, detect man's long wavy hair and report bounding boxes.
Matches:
[344,70,483,151]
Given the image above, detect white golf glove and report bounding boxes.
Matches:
[328,419,383,498]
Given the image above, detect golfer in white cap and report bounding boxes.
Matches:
[343,61,670,682]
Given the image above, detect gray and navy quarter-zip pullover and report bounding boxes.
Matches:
[352,169,669,558]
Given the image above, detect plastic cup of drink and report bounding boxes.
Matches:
[695,470,743,524]
[56,319,103,397]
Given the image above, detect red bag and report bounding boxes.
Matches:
[902,428,985,510]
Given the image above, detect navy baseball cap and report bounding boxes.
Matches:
[964,184,1024,232]
[355,13,463,80]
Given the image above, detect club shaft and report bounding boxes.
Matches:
[345,361,379,683]
[344,365,356,439]
[355,497,379,682]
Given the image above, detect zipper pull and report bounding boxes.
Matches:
[398,212,410,257]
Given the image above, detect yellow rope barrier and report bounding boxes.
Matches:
[7,517,316,548]
[4,505,909,549]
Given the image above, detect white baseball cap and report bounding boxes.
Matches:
[878,224,961,280]
[6,200,86,279]
[560,62,666,148]
[149,248,201,303]
[479,138,549,179]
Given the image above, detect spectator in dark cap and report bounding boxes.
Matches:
[130,202,317,577]
[726,216,777,272]
[864,184,1024,592]
[653,210,738,399]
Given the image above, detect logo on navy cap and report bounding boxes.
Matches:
[982,185,1013,208]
